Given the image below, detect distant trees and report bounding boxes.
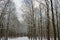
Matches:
[0,0,20,39]
[23,0,37,40]
[23,0,60,40]
[15,0,60,40]
[0,0,60,40]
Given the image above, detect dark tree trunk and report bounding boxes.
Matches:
[50,0,56,40]
[45,0,50,40]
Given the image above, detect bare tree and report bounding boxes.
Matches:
[30,0,37,40]
[50,0,56,40]
[45,0,50,40]
[54,0,60,40]
[0,0,10,40]
[4,0,10,40]
[39,3,43,40]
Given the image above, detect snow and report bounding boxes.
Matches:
[8,37,29,40]
[8,37,58,40]
[1,37,58,40]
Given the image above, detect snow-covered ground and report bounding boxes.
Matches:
[8,37,58,40]
[8,37,29,40]
[1,37,58,40]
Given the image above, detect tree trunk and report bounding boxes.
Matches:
[39,4,42,40]
[54,0,60,40]
[31,0,36,40]
[5,13,10,40]
[50,0,56,40]
[45,0,50,40]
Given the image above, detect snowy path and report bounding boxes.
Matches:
[1,37,58,40]
[8,37,58,40]
[8,37,29,40]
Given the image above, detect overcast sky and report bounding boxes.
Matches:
[12,0,32,22]
[12,0,24,22]
[12,0,40,22]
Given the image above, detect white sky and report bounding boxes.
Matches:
[12,0,40,22]
[12,0,24,22]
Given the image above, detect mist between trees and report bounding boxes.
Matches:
[0,0,60,40]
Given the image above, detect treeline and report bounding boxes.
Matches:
[23,0,60,40]
[0,0,60,40]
